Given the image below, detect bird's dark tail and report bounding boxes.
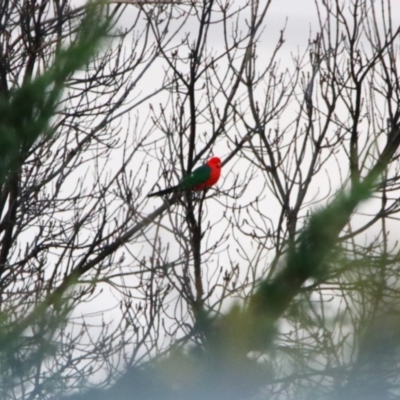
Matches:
[147,186,179,197]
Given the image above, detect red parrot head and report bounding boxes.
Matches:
[207,156,222,169]
[204,156,222,187]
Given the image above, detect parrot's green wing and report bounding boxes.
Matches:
[179,164,211,190]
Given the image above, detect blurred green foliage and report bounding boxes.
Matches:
[0,1,109,395]
[0,1,109,186]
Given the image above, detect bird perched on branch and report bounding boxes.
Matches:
[148,156,222,197]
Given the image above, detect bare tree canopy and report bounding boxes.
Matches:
[1,0,400,399]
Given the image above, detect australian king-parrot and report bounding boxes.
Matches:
[148,156,222,197]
